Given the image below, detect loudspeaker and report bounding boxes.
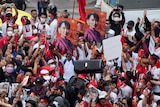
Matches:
[74,59,104,74]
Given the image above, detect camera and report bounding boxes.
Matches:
[114,8,120,11]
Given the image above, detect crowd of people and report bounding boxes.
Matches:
[0,0,160,107]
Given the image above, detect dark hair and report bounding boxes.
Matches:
[24,69,33,75]
[40,12,47,17]
[26,100,37,107]
[4,7,11,11]
[122,97,132,107]
[31,9,37,13]
[157,100,160,106]
[17,52,25,60]
[87,12,99,21]
[117,4,124,10]
[58,20,70,30]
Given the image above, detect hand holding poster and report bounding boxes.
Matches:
[21,76,29,86]
[103,35,122,61]
[23,24,32,37]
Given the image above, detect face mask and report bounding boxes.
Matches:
[33,29,38,34]
[14,29,18,33]
[7,31,13,36]
[105,85,110,92]
[40,18,46,23]
[139,27,145,35]
[38,103,45,107]
[23,46,29,51]
[6,12,12,18]
[32,17,36,21]
[113,17,121,22]
[127,26,132,30]
[6,67,14,73]
[48,17,52,21]
[50,64,56,69]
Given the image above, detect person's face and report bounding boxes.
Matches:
[87,15,98,29]
[25,72,32,79]
[26,103,33,107]
[58,23,69,37]
[6,63,14,68]
[122,99,128,107]
[99,99,107,105]
[5,8,12,13]
[31,11,37,18]
[48,13,54,20]
[41,14,46,19]
[16,55,23,61]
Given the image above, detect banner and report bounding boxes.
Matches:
[103,35,122,61]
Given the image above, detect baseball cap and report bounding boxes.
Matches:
[35,77,44,85]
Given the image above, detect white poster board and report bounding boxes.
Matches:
[23,24,32,37]
[149,36,155,54]
[102,35,122,61]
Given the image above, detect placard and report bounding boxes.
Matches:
[103,35,122,61]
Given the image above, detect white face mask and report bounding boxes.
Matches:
[33,29,38,34]
[40,18,46,23]
[113,17,121,22]
[50,64,56,69]
[7,31,13,36]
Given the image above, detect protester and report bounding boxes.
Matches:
[0,1,159,107]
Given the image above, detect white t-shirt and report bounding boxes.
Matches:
[77,44,87,60]
[151,67,160,93]
[137,100,157,107]
[49,19,57,43]
[61,56,75,82]
[118,84,133,99]
[124,29,136,42]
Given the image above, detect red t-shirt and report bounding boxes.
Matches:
[0,36,9,48]
[1,15,17,23]
[96,103,113,107]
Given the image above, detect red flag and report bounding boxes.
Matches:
[78,0,86,21]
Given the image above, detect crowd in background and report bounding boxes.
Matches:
[0,0,160,107]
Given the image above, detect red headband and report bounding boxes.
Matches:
[40,99,48,103]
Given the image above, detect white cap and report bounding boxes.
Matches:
[47,59,54,64]
[98,91,107,99]
[40,69,50,80]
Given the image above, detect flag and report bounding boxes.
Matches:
[78,0,86,21]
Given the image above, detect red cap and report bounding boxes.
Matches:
[40,99,48,103]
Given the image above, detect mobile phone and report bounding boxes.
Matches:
[6,3,12,7]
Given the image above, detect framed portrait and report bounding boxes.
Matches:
[57,18,77,45]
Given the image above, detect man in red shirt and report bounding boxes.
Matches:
[0,26,13,48]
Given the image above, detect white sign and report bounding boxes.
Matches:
[149,36,155,54]
[23,24,32,37]
[102,35,122,61]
